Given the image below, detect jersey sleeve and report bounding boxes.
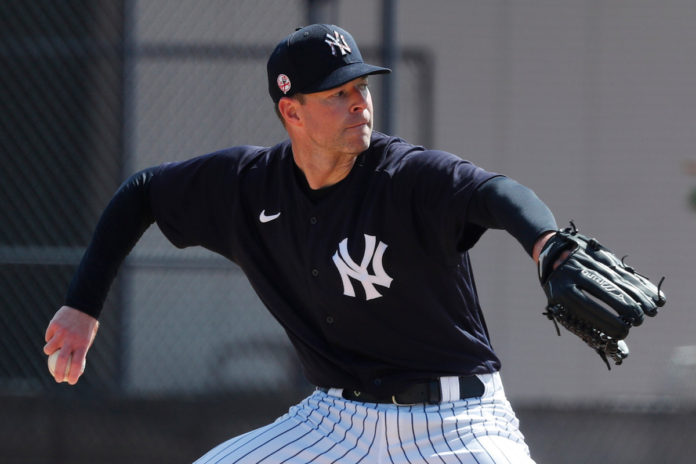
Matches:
[468,176,557,256]
[401,149,500,254]
[148,150,241,254]
[63,147,257,318]
[65,168,157,317]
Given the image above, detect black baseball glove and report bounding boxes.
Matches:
[538,222,666,369]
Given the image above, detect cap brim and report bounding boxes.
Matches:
[304,62,391,94]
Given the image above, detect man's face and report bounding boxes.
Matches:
[296,76,373,157]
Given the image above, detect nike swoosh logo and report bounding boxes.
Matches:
[259,210,281,223]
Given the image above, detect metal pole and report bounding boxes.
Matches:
[117,0,136,394]
[381,0,396,134]
[306,0,338,25]
[307,0,319,24]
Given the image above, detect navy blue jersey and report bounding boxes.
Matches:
[149,132,501,394]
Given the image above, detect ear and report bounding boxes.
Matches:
[278,97,302,127]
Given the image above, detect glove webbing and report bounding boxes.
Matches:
[543,303,629,369]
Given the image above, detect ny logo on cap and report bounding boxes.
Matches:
[324,30,352,57]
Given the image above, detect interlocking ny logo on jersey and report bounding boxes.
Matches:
[332,234,393,300]
[325,30,352,56]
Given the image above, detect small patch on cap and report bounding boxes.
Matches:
[277,74,291,94]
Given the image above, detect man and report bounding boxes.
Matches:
[45,24,559,463]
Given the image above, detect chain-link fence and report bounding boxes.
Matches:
[1,0,126,396]
[0,1,436,461]
[0,0,433,399]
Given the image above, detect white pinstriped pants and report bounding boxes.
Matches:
[194,372,535,464]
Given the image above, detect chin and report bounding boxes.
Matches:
[355,127,372,150]
[352,136,371,154]
[341,124,372,154]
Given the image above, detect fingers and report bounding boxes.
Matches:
[43,306,99,384]
[48,349,88,385]
[44,321,56,345]
[49,349,71,383]
[43,334,62,356]
[47,343,88,384]
[65,348,87,385]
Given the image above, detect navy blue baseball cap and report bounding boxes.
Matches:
[267,24,391,103]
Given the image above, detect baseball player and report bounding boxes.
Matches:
[44,24,664,463]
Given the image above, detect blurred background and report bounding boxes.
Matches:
[1,0,695,462]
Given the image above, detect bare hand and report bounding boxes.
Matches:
[44,306,99,385]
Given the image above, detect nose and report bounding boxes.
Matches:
[350,86,369,113]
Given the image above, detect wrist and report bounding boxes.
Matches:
[532,231,557,263]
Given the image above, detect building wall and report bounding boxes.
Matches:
[122,0,696,404]
[321,0,696,404]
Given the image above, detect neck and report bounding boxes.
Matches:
[291,146,358,190]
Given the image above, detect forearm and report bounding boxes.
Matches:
[469,176,557,257]
[65,168,157,317]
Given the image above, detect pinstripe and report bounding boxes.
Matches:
[483,397,511,463]
[340,401,380,464]
[470,398,496,463]
[320,400,358,462]
[202,420,295,463]
[305,394,352,462]
[226,413,306,462]
[257,427,316,463]
[329,402,371,464]
[452,399,481,464]
[437,404,465,464]
[202,433,247,462]
[384,408,397,464]
[467,398,491,463]
[494,402,517,443]
[328,397,380,463]
[481,401,510,464]
[409,406,431,463]
[354,406,379,464]
[479,400,513,464]
[194,375,534,463]
[280,432,324,463]
[305,395,356,462]
[202,419,299,463]
[422,405,447,464]
[469,397,499,464]
[196,394,324,463]
[281,394,336,464]
[395,405,414,463]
